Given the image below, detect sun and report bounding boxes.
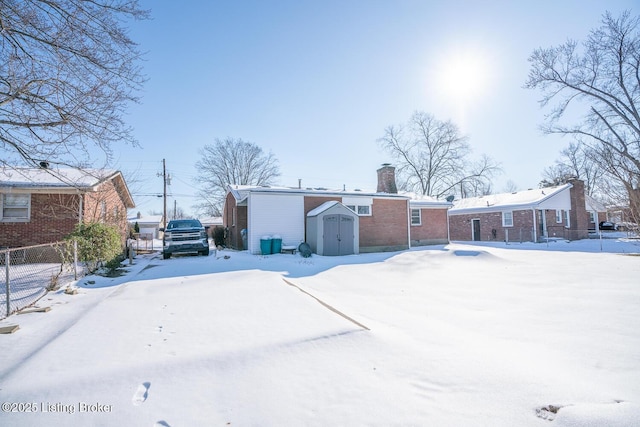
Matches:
[434,48,491,105]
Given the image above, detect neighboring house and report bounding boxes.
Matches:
[585,195,607,230]
[199,216,224,237]
[128,212,164,239]
[223,165,450,255]
[0,167,135,248]
[448,179,599,242]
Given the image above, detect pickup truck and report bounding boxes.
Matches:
[161,219,210,259]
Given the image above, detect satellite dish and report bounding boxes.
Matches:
[446,195,455,202]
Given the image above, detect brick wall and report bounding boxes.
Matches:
[223,192,248,250]
[1,179,131,248]
[359,198,409,251]
[304,195,409,251]
[0,193,81,247]
[449,209,536,242]
[410,208,449,245]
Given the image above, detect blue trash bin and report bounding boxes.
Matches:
[271,234,282,254]
[260,235,272,255]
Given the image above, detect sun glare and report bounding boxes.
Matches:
[435,48,491,105]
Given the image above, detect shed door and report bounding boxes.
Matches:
[323,214,355,256]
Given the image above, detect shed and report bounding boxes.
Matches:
[306,201,359,256]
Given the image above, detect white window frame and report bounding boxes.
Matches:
[555,209,563,223]
[346,204,372,216]
[502,211,513,227]
[357,205,371,216]
[343,197,372,217]
[411,208,422,226]
[1,193,31,222]
[565,210,571,228]
[588,211,596,224]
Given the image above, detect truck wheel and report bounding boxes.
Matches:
[200,248,210,256]
[163,252,171,259]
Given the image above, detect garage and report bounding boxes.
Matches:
[306,201,359,256]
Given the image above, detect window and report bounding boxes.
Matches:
[555,209,563,223]
[565,210,571,227]
[589,211,596,223]
[502,211,513,227]
[411,209,421,226]
[346,204,371,216]
[1,193,30,221]
[357,205,370,215]
[343,197,372,216]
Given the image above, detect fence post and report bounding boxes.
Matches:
[5,248,10,318]
[73,239,78,280]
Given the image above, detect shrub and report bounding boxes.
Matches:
[66,222,123,273]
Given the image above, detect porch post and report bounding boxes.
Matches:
[532,209,538,242]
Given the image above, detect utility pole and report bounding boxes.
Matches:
[174,199,177,220]
[162,158,167,229]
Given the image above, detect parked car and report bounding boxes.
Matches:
[161,219,210,259]
[599,221,617,231]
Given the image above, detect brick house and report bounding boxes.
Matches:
[223,165,451,255]
[0,167,135,248]
[448,179,600,242]
[408,196,452,246]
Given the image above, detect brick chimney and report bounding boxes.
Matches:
[377,163,398,193]
[568,178,589,240]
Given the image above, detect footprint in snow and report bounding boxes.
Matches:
[132,382,150,406]
[154,421,171,427]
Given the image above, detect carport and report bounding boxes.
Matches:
[306,201,359,256]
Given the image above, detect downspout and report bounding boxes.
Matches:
[447,206,451,243]
[408,199,412,248]
[78,192,83,224]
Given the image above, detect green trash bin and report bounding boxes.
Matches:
[271,235,282,254]
[260,236,272,255]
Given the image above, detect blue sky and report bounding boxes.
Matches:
[118,0,636,216]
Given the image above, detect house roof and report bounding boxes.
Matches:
[0,167,135,208]
[128,215,163,226]
[403,192,453,209]
[585,194,606,212]
[449,184,571,214]
[199,216,223,226]
[227,184,410,204]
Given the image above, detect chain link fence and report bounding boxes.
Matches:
[1,241,84,320]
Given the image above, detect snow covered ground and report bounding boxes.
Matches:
[0,237,639,426]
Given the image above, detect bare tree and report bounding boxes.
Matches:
[540,142,604,196]
[378,111,500,199]
[525,10,640,223]
[0,0,148,169]
[194,138,281,216]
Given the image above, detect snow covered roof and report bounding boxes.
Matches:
[1,167,117,187]
[403,192,453,209]
[306,201,340,216]
[199,216,223,226]
[450,184,572,214]
[227,184,410,203]
[585,194,606,212]
[128,215,163,225]
[1,167,135,208]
